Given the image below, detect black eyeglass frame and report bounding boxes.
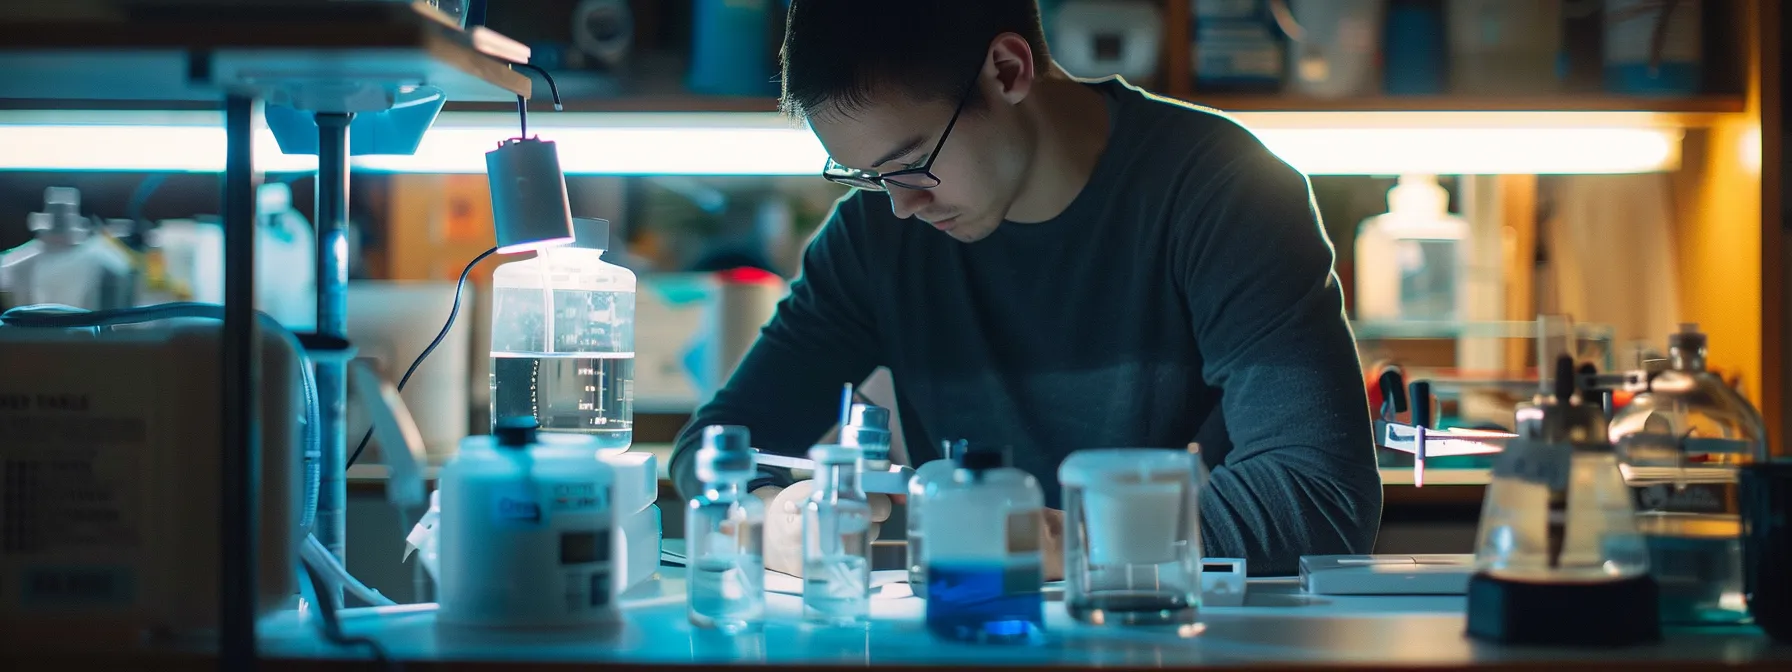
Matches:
[820,70,982,191]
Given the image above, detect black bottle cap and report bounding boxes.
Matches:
[958,445,1007,472]
[494,416,539,448]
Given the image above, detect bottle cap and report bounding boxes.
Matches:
[841,403,891,450]
[696,425,756,482]
[1668,323,1706,351]
[493,416,539,448]
[958,445,1007,472]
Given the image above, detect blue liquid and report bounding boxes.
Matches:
[924,562,1045,644]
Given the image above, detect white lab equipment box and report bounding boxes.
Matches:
[0,321,303,643]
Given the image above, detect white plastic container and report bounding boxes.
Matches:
[490,217,637,451]
[921,447,1046,643]
[1285,0,1384,98]
[436,421,618,630]
[1353,175,1471,322]
[907,439,970,598]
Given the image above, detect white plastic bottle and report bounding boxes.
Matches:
[922,446,1046,644]
[1353,174,1470,322]
[685,425,766,632]
[437,418,618,630]
[490,217,636,450]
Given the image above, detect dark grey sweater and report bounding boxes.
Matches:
[671,78,1382,575]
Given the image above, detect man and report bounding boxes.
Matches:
[670,0,1382,577]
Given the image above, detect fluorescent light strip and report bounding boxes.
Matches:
[0,110,1683,175]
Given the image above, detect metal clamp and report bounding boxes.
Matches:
[755,450,917,495]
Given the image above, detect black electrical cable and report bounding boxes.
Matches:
[345,247,498,469]
[510,62,563,138]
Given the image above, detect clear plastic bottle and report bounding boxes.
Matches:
[907,439,970,598]
[922,446,1045,644]
[1610,324,1767,624]
[802,444,871,626]
[1353,174,1470,322]
[490,218,636,450]
[685,425,766,632]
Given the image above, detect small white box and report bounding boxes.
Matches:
[1200,557,1248,607]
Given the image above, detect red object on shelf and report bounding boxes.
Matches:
[716,267,780,285]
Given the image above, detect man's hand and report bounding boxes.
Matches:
[755,481,893,576]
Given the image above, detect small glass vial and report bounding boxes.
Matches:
[802,444,872,626]
[907,439,970,598]
[922,446,1045,643]
[841,403,893,471]
[685,425,766,632]
[1060,449,1204,626]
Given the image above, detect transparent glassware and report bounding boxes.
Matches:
[907,439,969,599]
[490,218,636,451]
[1610,324,1767,624]
[1059,449,1203,626]
[1474,355,1651,583]
[921,446,1045,644]
[685,425,766,633]
[802,444,871,627]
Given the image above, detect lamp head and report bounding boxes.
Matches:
[487,137,575,254]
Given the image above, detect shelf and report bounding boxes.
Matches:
[445,91,1743,118]
[0,1,530,105]
[1173,93,1746,115]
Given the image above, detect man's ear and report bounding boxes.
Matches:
[987,32,1036,105]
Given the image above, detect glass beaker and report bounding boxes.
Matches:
[1059,449,1202,626]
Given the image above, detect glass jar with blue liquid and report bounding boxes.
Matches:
[920,446,1046,644]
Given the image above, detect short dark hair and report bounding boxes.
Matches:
[779,0,1050,120]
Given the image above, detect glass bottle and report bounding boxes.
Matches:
[489,217,636,451]
[907,439,969,598]
[802,444,872,626]
[685,425,766,632]
[922,445,1045,644]
[1610,324,1767,624]
[1473,354,1651,583]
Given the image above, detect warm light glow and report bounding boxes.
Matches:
[495,236,574,255]
[0,109,1685,175]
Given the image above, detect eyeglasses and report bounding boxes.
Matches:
[821,71,979,192]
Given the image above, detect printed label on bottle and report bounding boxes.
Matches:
[1006,510,1041,555]
[0,392,150,556]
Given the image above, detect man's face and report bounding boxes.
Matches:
[809,86,1030,243]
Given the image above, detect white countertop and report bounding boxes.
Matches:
[245,568,1785,669]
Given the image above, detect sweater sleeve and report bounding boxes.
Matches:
[1176,149,1384,575]
[668,195,883,501]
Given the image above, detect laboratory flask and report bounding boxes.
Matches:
[922,445,1046,644]
[1610,324,1767,624]
[1059,448,1203,626]
[436,419,618,630]
[1466,354,1658,645]
[490,217,636,450]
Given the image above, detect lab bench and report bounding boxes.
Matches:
[13,564,1787,671]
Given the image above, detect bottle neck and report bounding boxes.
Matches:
[704,476,749,502]
[1670,346,1707,372]
[817,461,860,495]
[543,246,607,263]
